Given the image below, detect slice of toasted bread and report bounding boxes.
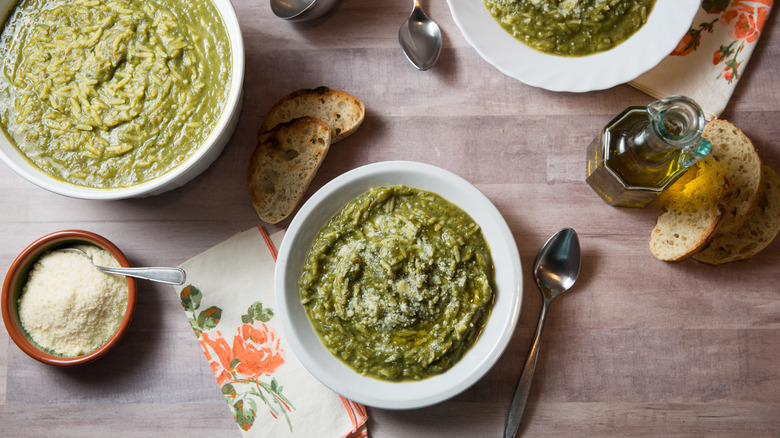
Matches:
[649,167,729,261]
[248,117,331,224]
[693,166,780,264]
[699,119,763,233]
[261,87,365,143]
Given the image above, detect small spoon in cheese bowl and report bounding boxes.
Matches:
[57,247,186,285]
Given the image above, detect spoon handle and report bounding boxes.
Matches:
[505,298,551,438]
[97,266,187,285]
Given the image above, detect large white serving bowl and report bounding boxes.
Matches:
[447,0,701,92]
[0,0,244,199]
[275,161,523,409]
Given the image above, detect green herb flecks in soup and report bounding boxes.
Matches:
[299,186,495,381]
[484,0,656,57]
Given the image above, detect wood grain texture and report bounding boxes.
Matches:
[1,0,778,436]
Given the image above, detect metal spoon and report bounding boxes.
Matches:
[270,0,339,21]
[505,228,581,438]
[398,0,442,70]
[58,248,186,285]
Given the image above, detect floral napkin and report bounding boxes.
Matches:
[629,0,773,118]
[173,226,368,438]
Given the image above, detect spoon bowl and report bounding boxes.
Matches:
[271,0,339,21]
[534,228,581,299]
[399,0,442,70]
[505,228,581,438]
[57,247,186,285]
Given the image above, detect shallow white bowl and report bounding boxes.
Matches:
[0,0,244,199]
[447,0,700,92]
[275,161,523,409]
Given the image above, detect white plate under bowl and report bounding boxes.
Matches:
[275,161,523,409]
[447,0,701,92]
[0,0,244,199]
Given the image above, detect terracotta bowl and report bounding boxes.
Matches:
[1,230,137,366]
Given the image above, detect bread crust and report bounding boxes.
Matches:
[260,86,365,143]
[693,166,780,264]
[700,119,763,233]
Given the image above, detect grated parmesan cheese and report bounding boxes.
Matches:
[300,186,494,380]
[17,245,129,357]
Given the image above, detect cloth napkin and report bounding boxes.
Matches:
[173,226,368,438]
[629,0,773,118]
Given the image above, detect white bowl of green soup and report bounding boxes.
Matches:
[448,0,701,92]
[275,161,523,409]
[0,0,244,199]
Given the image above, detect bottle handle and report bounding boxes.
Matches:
[647,95,710,167]
[679,138,711,167]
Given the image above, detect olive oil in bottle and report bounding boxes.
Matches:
[586,96,711,207]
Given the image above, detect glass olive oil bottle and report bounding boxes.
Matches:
[586,96,711,207]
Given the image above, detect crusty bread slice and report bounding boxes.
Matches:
[261,87,365,143]
[649,168,729,261]
[699,119,763,233]
[248,117,331,224]
[693,166,780,264]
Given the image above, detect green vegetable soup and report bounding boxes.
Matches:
[299,186,495,381]
[0,0,231,188]
[484,0,656,57]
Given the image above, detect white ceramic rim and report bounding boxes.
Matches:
[0,0,245,199]
[446,0,701,92]
[275,161,523,409]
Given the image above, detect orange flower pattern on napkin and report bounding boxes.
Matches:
[174,226,368,438]
[671,0,772,83]
[181,285,295,432]
[232,322,286,379]
[629,0,773,117]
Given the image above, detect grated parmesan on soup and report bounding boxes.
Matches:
[18,245,129,357]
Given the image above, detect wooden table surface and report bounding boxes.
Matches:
[1,1,778,436]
